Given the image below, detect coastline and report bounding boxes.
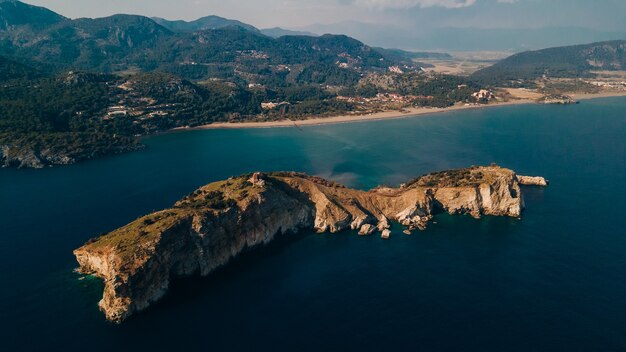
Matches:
[173,100,534,131]
[172,91,626,131]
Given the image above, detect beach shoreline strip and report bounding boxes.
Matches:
[171,91,626,131]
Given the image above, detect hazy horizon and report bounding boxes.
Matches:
[20,0,626,51]
[24,0,626,30]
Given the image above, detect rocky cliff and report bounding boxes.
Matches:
[1,145,73,168]
[74,166,546,322]
[0,138,143,169]
[517,175,549,186]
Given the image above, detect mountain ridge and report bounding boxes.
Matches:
[0,0,66,29]
[0,2,402,82]
[261,27,318,38]
[472,40,626,84]
[152,15,260,33]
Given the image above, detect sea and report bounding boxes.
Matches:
[1,97,625,351]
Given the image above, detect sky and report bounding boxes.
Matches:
[26,0,626,31]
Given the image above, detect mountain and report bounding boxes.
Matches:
[151,17,320,39]
[0,0,65,29]
[152,15,259,33]
[0,1,428,169]
[276,34,388,66]
[0,3,403,85]
[472,40,626,84]
[0,14,174,71]
[261,27,318,38]
[414,27,626,52]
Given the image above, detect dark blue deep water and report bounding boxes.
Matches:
[1,98,625,351]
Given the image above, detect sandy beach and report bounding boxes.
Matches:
[174,90,626,131]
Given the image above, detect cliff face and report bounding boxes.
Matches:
[0,136,142,169]
[74,166,546,322]
[1,145,72,168]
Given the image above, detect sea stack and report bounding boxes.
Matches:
[516,175,549,186]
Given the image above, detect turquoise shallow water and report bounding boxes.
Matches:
[1,98,625,351]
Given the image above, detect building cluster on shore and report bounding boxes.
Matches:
[586,80,626,91]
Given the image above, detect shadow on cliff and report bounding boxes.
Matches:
[129,228,316,322]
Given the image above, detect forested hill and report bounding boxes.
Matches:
[472,40,626,85]
[260,27,319,38]
[0,0,65,29]
[0,1,478,169]
[0,1,410,85]
[0,64,265,168]
[152,15,260,33]
[0,55,40,80]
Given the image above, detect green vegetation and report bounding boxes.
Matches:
[152,15,259,33]
[0,69,260,167]
[176,190,238,209]
[174,175,264,208]
[0,7,396,85]
[83,174,267,257]
[83,209,193,259]
[0,0,66,30]
[351,72,480,107]
[0,1,431,168]
[0,70,142,166]
[270,171,347,188]
[471,40,626,86]
[0,132,140,166]
[539,79,600,95]
[0,56,41,81]
[0,58,485,167]
[409,167,490,188]
[6,1,591,168]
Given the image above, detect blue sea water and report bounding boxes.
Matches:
[1,98,625,351]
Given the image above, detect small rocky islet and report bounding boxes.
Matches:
[74,165,547,322]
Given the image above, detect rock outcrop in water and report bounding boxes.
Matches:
[74,166,546,322]
[0,140,142,169]
[517,175,549,186]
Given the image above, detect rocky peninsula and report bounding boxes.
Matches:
[74,166,547,322]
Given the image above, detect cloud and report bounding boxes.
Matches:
[349,0,477,9]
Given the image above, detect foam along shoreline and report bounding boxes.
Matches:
[172,91,626,131]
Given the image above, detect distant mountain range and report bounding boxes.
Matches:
[0,0,65,29]
[373,48,452,61]
[152,15,260,33]
[299,21,626,52]
[1,0,624,89]
[472,40,626,84]
[260,27,319,38]
[0,1,426,85]
[153,17,318,39]
[2,0,624,168]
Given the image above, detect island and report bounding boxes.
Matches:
[74,166,548,322]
